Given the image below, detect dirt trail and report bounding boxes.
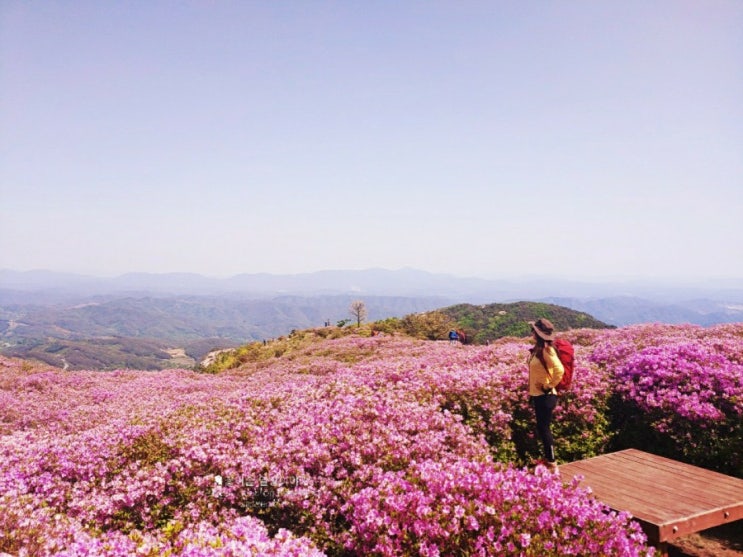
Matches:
[165,348,195,368]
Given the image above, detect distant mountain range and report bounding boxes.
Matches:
[2,268,742,304]
[543,296,743,328]
[2,268,742,326]
[0,291,451,370]
[1,268,742,370]
[0,294,451,344]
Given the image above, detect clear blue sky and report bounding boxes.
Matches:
[1,1,741,280]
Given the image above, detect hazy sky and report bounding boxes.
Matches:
[1,1,741,281]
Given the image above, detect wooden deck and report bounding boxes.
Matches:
[559,449,743,552]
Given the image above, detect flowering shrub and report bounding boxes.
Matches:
[47,515,326,556]
[6,323,741,555]
[344,459,651,556]
[590,324,743,476]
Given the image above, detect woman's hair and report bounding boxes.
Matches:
[531,332,552,367]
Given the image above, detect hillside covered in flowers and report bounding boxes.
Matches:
[1,323,742,556]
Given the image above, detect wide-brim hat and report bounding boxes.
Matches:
[529,318,556,341]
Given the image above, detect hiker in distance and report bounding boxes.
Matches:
[528,318,565,472]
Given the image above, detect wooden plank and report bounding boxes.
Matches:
[568,451,743,525]
[561,450,743,541]
[619,450,743,492]
[559,449,743,544]
[584,455,739,519]
[566,473,699,522]
[564,450,743,501]
[565,457,710,512]
[615,450,743,504]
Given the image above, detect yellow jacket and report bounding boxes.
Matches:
[528,345,565,396]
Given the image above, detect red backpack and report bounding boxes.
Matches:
[552,338,575,392]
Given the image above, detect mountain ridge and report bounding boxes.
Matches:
[439,301,612,345]
[3,268,742,302]
[3,268,742,328]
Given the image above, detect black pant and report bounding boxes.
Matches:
[532,394,557,462]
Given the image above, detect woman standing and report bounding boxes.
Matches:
[528,318,564,471]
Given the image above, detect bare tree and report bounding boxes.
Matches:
[349,300,367,326]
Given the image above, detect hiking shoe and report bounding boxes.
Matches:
[532,459,559,473]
